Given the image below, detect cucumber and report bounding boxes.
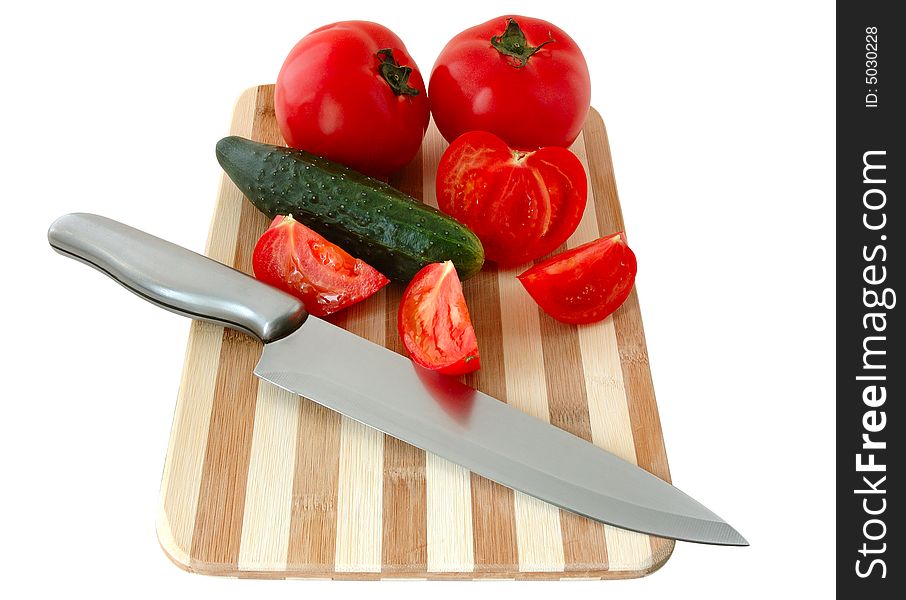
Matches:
[216,136,484,282]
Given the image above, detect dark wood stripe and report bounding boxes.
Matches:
[381,434,428,573]
[610,290,671,482]
[190,327,261,568]
[287,399,341,571]
[584,109,675,566]
[581,108,625,236]
[460,263,519,573]
[382,278,428,573]
[285,270,346,571]
[537,302,609,571]
[612,288,675,564]
[379,151,428,574]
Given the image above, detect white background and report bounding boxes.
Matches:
[1,0,834,597]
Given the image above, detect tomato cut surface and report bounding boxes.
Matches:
[436,131,586,266]
[517,232,637,324]
[253,215,389,317]
[398,261,480,375]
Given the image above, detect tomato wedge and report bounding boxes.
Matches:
[517,232,637,324]
[398,261,480,375]
[436,130,586,266]
[252,215,389,317]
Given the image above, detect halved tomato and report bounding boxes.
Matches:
[252,215,389,317]
[398,261,480,375]
[436,130,586,266]
[517,232,637,324]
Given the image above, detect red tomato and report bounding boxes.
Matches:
[517,232,637,324]
[398,261,480,375]
[275,21,429,177]
[429,16,591,149]
[436,130,586,266]
[253,215,389,317]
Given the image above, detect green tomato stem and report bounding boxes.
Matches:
[376,48,420,96]
[490,18,555,68]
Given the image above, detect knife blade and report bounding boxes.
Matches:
[48,213,747,547]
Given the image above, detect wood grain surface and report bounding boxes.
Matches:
[156,85,675,580]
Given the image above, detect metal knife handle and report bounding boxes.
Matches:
[47,213,307,342]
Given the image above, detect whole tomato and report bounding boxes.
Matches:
[275,21,429,177]
[429,16,591,149]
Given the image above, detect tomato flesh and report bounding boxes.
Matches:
[517,232,637,324]
[253,215,389,317]
[436,130,586,266]
[275,21,429,176]
[398,261,480,375]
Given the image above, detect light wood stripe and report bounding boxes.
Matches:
[334,415,384,573]
[425,454,474,572]
[581,318,652,570]
[570,130,652,570]
[419,121,476,573]
[582,111,676,568]
[237,382,299,571]
[157,86,254,566]
[498,268,565,572]
[512,493,565,572]
[333,294,386,573]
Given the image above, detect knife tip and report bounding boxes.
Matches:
[722,525,749,547]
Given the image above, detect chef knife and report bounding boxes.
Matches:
[48,213,747,547]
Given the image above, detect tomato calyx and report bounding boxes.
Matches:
[376,48,420,96]
[489,18,555,68]
[511,149,531,163]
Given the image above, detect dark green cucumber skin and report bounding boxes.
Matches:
[216,136,484,282]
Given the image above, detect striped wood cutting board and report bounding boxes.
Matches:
[156,85,674,579]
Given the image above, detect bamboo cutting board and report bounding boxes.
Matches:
[156,85,674,580]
